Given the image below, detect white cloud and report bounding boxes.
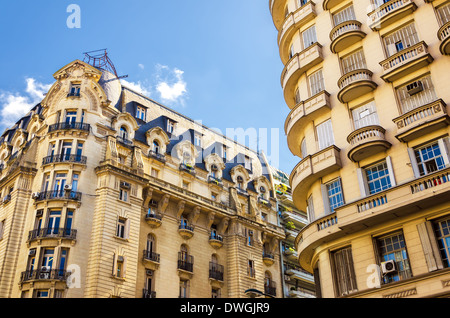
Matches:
[155,65,188,106]
[138,63,145,70]
[121,79,150,96]
[0,78,52,128]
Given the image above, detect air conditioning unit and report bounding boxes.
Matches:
[32,192,40,200]
[120,182,131,189]
[3,195,11,203]
[41,266,50,273]
[406,81,423,96]
[381,260,397,275]
[64,184,72,191]
[39,271,50,279]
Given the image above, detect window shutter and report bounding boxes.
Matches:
[386,156,397,187]
[407,148,421,178]
[321,183,331,215]
[438,138,450,166]
[417,221,444,272]
[356,168,369,197]
[125,218,130,240]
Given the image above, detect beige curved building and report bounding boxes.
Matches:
[0,57,285,298]
[270,0,450,298]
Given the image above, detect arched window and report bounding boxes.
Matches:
[264,271,272,287]
[259,186,267,199]
[237,176,244,189]
[180,244,189,261]
[153,140,160,154]
[147,234,156,254]
[120,126,128,140]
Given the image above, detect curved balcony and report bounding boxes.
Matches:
[393,99,450,142]
[178,223,194,240]
[281,43,323,108]
[285,91,331,157]
[278,2,317,64]
[263,253,275,266]
[290,145,342,211]
[48,122,90,134]
[322,0,341,11]
[269,0,288,31]
[144,212,163,228]
[27,227,77,244]
[143,250,160,271]
[380,41,433,83]
[438,21,450,55]
[209,232,224,249]
[337,69,377,103]
[347,125,391,162]
[330,20,366,54]
[368,0,417,31]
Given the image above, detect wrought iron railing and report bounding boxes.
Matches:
[209,262,224,281]
[34,190,82,202]
[178,253,194,272]
[143,250,160,263]
[42,154,87,165]
[28,227,77,241]
[20,269,68,282]
[48,122,90,133]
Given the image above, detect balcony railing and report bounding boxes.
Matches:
[149,150,166,163]
[143,250,160,263]
[48,122,90,133]
[34,190,82,202]
[20,269,68,282]
[116,136,133,146]
[438,21,450,55]
[337,69,377,103]
[330,20,365,53]
[178,253,194,273]
[28,227,77,241]
[380,41,433,82]
[42,154,87,166]
[258,197,272,208]
[368,0,417,30]
[347,125,391,162]
[209,262,224,281]
[264,281,277,297]
[208,175,223,187]
[180,163,196,175]
[143,289,156,298]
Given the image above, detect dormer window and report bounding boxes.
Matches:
[68,84,81,97]
[259,186,267,199]
[194,134,202,147]
[120,127,128,140]
[237,176,244,189]
[153,140,160,154]
[244,156,252,170]
[136,106,146,121]
[167,119,175,134]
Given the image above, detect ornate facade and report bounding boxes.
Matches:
[0,59,285,298]
[270,0,450,298]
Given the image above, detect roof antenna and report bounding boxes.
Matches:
[83,49,128,82]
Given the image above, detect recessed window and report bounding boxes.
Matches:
[116,217,127,239]
[167,119,175,134]
[194,134,202,147]
[302,25,317,50]
[326,178,344,212]
[414,142,446,176]
[332,247,358,296]
[433,217,450,268]
[119,188,128,202]
[136,106,146,121]
[69,84,81,97]
[365,161,392,195]
[316,119,335,151]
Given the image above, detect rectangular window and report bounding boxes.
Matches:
[194,134,202,147]
[119,188,128,202]
[248,260,255,278]
[333,5,356,26]
[365,161,392,195]
[179,280,190,298]
[326,179,344,212]
[341,49,367,74]
[302,25,317,50]
[136,106,146,121]
[116,217,127,239]
[434,217,450,268]
[0,219,4,240]
[396,75,437,114]
[383,22,419,57]
[414,142,446,176]
[352,101,379,130]
[247,229,254,246]
[316,119,335,151]
[376,232,412,284]
[308,69,324,96]
[167,119,175,134]
[244,156,252,170]
[69,84,81,97]
[65,111,77,124]
[332,247,358,296]
[437,2,450,26]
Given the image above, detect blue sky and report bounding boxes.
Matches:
[0,0,298,174]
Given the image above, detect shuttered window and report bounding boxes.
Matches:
[308,69,324,96]
[433,217,450,268]
[383,23,419,57]
[333,5,356,26]
[316,119,335,151]
[352,101,379,129]
[332,247,358,296]
[396,75,438,114]
[302,25,317,50]
[437,2,450,25]
[341,49,367,74]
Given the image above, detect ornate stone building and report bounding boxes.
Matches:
[270,0,450,298]
[0,57,285,298]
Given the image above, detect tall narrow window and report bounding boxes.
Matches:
[307,195,315,222]
[352,101,380,130]
[396,75,437,114]
[316,119,335,151]
[308,69,324,96]
[302,25,317,50]
[332,247,358,296]
[248,260,255,278]
[434,217,450,268]
[65,111,77,124]
[120,127,128,140]
[332,5,356,26]
[414,141,446,176]
[326,178,344,212]
[341,49,367,74]
[383,22,419,57]
[136,106,146,121]
[116,217,127,239]
[364,161,392,195]
[437,2,450,26]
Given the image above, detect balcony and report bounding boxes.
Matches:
[258,197,272,208]
[330,20,366,54]
[178,253,194,278]
[149,150,166,163]
[322,0,341,11]
[393,99,450,142]
[368,0,417,31]
[209,262,224,282]
[290,145,342,211]
[285,266,315,284]
[264,281,277,298]
[42,154,87,166]
[337,69,377,103]
[288,288,316,298]
[380,41,433,83]
[263,253,275,266]
[143,250,160,270]
[116,136,133,147]
[48,122,90,134]
[145,209,163,228]
[33,190,82,202]
[209,232,224,249]
[281,43,324,108]
[143,289,156,298]
[178,222,194,240]
[179,163,196,176]
[278,2,317,63]
[269,0,288,31]
[20,269,68,283]
[208,175,223,188]
[347,125,391,162]
[438,21,450,55]
[285,91,331,157]
[27,227,77,243]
